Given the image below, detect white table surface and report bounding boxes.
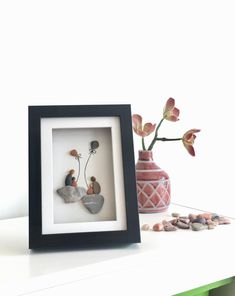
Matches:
[0,204,234,296]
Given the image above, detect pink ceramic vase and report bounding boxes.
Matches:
[136,150,171,213]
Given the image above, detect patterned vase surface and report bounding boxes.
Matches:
[136,150,170,213]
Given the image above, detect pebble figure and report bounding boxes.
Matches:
[87,184,94,195]
[91,176,101,194]
[71,177,77,187]
[65,169,75,186]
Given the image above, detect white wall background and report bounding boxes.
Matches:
[0,0,234,219]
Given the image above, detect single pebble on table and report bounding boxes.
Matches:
[179,218,190,224]
[208,223,216,230]
[192,218,207,224]
[141,224,150,231]
[188,214,197,221]
[179,216,188,220]
[212,213,220,220]
[218,217,231,225]
[162,220,177,231]
[197,213,212,220]
[206,219,218,226]
[176,221,190,229]
[169,218,178,225]
[191,222,207,231]
[153,223,164,232]
[172,213,180,218]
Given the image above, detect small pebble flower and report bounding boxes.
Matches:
[70,149,79,157]
[70,149,82,158]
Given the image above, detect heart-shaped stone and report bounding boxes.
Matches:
[82,194,104,214]
[57,186,86,203]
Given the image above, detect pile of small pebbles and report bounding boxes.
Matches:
[141,212,231,232]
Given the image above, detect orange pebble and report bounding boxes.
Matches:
[153,223,164,232]
[197,213,212,220]
[87,185,94,195]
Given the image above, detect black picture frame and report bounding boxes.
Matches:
[29,105,140,249]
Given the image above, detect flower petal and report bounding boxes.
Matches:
[132,114,143,131]
[185,132,193,141]
[172,107,180,117]
[143,123,156,135]
[183,142,195,156]
[165,115,179,122]
[163,98,180,121]
[185,129,201,135]
[164,98,175,113]
[190,129,201,134]
[136,130,147,137]
[133,128,143,136]
[183,129,200,140]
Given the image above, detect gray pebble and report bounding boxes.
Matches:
[57,186,86,203]
[172,213,180,218]
[90,140,99,150]
[179,216,189,220]
[212,213,220,220]
[169,219,178,225]
[179,218,190,224]
[192,218,206,224]
[82,194,104,214]
[176,221,190,229]
[93,181,101,194]
[191,223,207,231]
[163,220,177,231]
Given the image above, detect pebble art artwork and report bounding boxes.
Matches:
[56,140,105,214]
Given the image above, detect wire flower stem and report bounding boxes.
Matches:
[84,153,92,188]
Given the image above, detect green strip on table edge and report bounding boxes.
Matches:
[173,277,233,296]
